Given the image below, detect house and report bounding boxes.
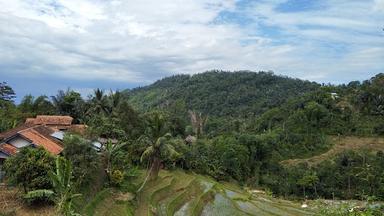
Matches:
[0,115,85,164]
[0,115,88,181]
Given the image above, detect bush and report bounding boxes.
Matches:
[62,134,100,188]
[4,147,55,192]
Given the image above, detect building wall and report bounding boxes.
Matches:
[8,137,31,148]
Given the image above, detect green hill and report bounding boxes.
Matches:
[124,71,319,117]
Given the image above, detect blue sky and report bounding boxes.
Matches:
[0,0,383,101]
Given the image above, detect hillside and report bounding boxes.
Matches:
[125,71,319,117]
[84,170,313,216]
[281,136,384,167]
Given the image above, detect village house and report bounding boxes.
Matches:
[0,115,86,179]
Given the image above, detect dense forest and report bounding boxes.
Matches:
[1,71,384,215]
[125,71,319,117]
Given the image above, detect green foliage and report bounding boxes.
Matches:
[18,94,56,115]
[126,71,319,118]
[62,134,100,189]
[0,82,15,103]
[4,147,55,192]
[24,189,54,204]
[51,89,85,123]
[50,157,82,216]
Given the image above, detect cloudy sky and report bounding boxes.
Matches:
[0,0,383,100]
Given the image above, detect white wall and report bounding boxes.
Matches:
[8,137,31,148]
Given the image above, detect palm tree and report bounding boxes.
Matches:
[89,88,108,115]
[137,112,179,192]
[107,90,122,115]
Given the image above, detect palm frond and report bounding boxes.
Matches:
[24,189,54,201]
[140,146,154,162]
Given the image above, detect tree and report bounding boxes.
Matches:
[62,134,100,188]
[4,147,55,193]
[137,112,179,192]
[25,157,81,215]
[138,133,179,192]
[0,81,15,102]
[19,94,56,115]
[51,89,85,122]
[297,172,319,198]
[87,88,108,115]
[189,110,208,137]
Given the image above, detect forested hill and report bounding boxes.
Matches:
[124,71,320,117]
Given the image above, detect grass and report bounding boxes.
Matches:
[83,188,112,216]
[281,136,384,167]
[0,186,55,216]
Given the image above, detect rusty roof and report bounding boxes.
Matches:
[26,115,73,126]
[0,143,18,156]
[0,124,31,140]
[19,128,63,155]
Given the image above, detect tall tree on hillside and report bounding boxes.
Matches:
[189,110,208,137]
[137,112,179,192]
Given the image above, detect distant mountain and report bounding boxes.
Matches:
[124,71,320,117]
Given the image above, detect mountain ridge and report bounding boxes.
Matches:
[124,70,320,117]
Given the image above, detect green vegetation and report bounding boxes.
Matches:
[4,148,55,193]
[1,71,384,215]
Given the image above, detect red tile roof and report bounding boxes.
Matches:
[0,143,18,156]
[19,129,63,155]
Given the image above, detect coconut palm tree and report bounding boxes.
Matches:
[137,112,179,192]
[89,88,109,115]
[107,90,122,115]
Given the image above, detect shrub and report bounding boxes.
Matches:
[4,147,55,192]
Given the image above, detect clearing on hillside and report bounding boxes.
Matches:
[281,136,384,167]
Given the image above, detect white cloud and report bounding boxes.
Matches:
[0,0,382,85]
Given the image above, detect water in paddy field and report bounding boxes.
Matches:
[174,201,193,216]
[201,193,246,216]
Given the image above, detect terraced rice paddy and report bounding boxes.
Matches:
[132,170,314,216]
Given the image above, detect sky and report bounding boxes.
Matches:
[0,0,383,101]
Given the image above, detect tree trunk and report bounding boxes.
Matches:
[137,157,162,193]
[149,157,161,180]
